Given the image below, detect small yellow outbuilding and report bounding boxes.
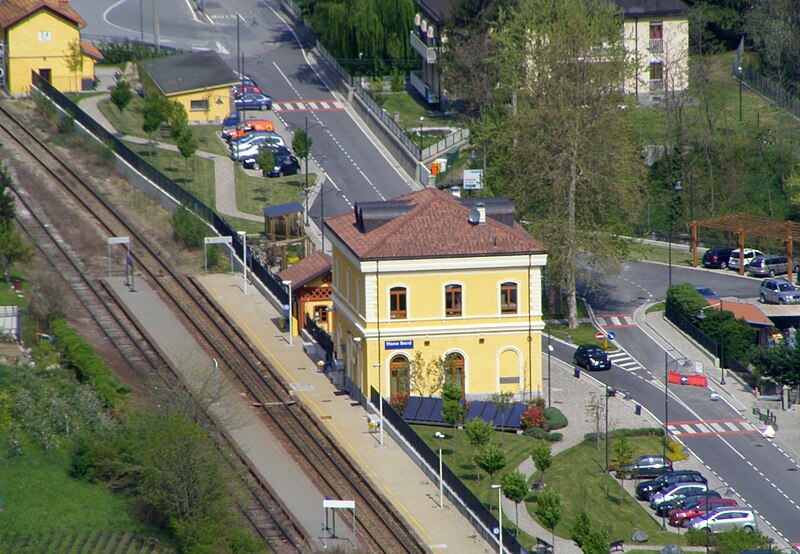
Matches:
[0,0,102,95]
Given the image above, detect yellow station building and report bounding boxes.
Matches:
[0,0,102,95]
[325,189,547,401]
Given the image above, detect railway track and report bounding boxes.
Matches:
[0,99,428,553]
[0,105,306,552]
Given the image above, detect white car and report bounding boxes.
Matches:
[649,483,708,508]
[689,507,756,533]
[728,249,764,271]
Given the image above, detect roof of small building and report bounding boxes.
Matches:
[706,299,772,327]
[0,0,85,29]
[80,41,103,61]
[264,202,304,219]
[278,252,332,291]
[614,0,688,17]
[140,50,238,96]
[415,0,451,23]
[325,188,546,261]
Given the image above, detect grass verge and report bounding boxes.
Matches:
[234,165,315,217]
[546,323,618,352]
[646,302,665,314]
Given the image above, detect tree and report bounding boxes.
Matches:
[409,351,444,397]
[142,94,165,155]
[535,489,562,545]
[612,435,635,479]
[65,39,84,92]
[491,391,513,415]
[500,470,528,536]
[28,272,68,334]
[292,127,313,198]
[751,345,800,388]
[491,0,643,327]
[166,100,189,140]
[570,510,592,549]
[529,440,552,488]
[0,162,16,225]
[441,382,463,451]
[176,127,198,183]
[0,225,33,282]
[475,443,506,512]
[582,527,610,554]
[110,78,132,114]
[465,417,494,479]
[585,392,605,455]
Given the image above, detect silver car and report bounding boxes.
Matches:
[689,507,756,533]
[747,255,799,278]
[650,483,708,509]
[759,278,800,304]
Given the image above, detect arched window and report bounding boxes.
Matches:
[444,353,465,397]
[390,355,410,400]
[390,287,407,319]
[500,282,518,314]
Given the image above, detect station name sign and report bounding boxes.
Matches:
[385,340,413,350]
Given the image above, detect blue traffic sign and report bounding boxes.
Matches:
[607,332,616,341]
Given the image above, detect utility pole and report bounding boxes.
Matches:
[152,0,159,49]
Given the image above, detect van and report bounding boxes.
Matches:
[689,507,756,533]
[748,255,798,278]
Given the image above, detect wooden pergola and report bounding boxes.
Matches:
[263,202,309,269]
[689,213,800,275]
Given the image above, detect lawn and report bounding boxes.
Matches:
[545,323,619,352]
[97,97,232,157]
[234,165,315,217]
[626,241,695,267]
[0,452,161,537]
[412,426,686,547]
[123,140,216,210]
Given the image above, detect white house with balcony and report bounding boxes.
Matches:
[410,0,450,107]
[617,0,689,105]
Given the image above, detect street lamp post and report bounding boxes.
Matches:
[491,484,503,554]
[282,280,293,346]
[738,66,743,122]
[237,231,247,295]
[547,335,554,407]
[605,385,611,474]
[434,431,445,508]
[373,362,384,447]
[667,181,683,287]
[662,350,669,530]
[304,116,310,225]
[418,116,424,157]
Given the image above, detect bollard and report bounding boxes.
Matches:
[635,404,642,416]
[574,367,581,378]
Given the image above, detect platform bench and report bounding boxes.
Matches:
[534,537,553,554]
[610,539,624,553]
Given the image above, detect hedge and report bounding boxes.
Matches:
[544,406,568,430]
[524,427,563,442]
[52,319,130,408]
[584,427,664,442]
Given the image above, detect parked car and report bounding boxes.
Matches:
[759,278,800,304]
[635,470,706,501]
[747,255,799,278]
[654,487,718,516]
[650,483,708,509]
[266,151,300,177]
[231,133,285,158]
[702,247,736,269]
[618,455,672,480]
[234,93,272,111]
[240,145,291,171]
[223,119,276,142]
[573,344,611,371]
[232,136,287,162]
[231,77,258,97]
[233,85,263,99]
[728,249,764,271]
[695,286,721,302]
[689,507,757,533]
[670,497,738,528]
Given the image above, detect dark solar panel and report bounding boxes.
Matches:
[429,399,445,423]
[401,397,527,429]
[417,397,439,422]
[507,404,526,428]
[465,402,484,421]
[403,396,424,420]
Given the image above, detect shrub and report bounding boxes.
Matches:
[520,405,545,430]
[665,283,707,320]
[390,69,405,92]
[524,428,562,442]
[171,203,206,248]
[570,510,591,548]
[390,392,409,414]
[57,114,74,134]
[665,438,688,462]
[544,406,568,430]
[584,427,664,442]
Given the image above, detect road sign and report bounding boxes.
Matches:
[463,169,484,190]
[595,331,604,341]
[607,331,616,341]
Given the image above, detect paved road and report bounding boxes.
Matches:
[76,0,416,227]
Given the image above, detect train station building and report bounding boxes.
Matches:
[324,189,547,402]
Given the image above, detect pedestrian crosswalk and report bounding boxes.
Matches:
[607,350,643,372]
[273,101,344,113]
[597,313,635,328]
[668,418,758,438]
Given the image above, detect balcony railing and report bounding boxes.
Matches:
[649,79,664,93]
[410,31,437,63]
[410,71,439,104]
[649,38,663,53]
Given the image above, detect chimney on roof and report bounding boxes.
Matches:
[476,203,486,225]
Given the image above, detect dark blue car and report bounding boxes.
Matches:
[234,93,272,111]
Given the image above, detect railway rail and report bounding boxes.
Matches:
[0,100,428,553]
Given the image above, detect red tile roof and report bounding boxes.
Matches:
[0,0,85,29]
[325,189,546,260]
[80,41,103,60]
[278,252,332,291]
[707,299,772,327]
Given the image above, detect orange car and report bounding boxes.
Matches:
[223,119,276,142]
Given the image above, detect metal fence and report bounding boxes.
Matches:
[370,387,528,554]
[741,66,800,121]
[32,72,289,307]
[665,304,756,387]
[304,313,333,359]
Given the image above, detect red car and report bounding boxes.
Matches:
[669,498,738,527]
